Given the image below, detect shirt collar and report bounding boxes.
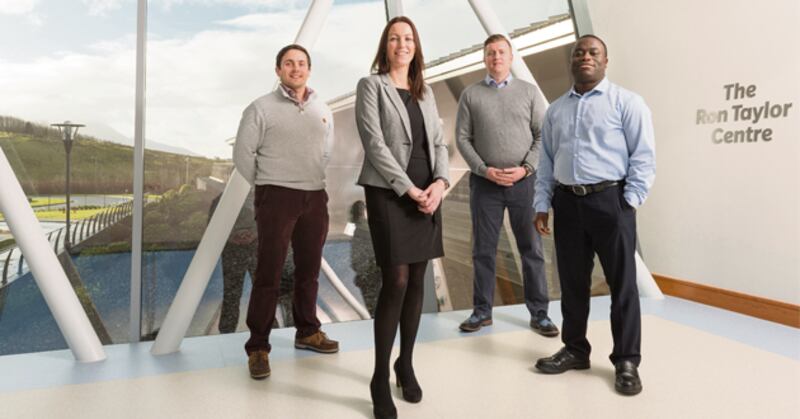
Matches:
[485,72,513,89]
[279,83,315,105]
[569,77,609,97]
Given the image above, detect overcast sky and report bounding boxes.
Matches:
[0,0,567,158]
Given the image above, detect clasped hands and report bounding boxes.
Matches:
[407,179,447,215]
[486,166,526,187]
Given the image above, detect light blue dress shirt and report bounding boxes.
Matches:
[533,78,655,212]
[485,72,513,89]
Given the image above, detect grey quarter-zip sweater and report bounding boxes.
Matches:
[233,86,334,190]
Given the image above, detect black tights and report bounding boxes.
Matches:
[372,261,428,382]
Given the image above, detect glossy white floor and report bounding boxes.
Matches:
[1,296,798,419]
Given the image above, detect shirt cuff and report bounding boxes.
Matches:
[623,191,641,209]
[533,203,550,213]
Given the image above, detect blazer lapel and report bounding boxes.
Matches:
[379,74,413,143]
[418,93,438,170]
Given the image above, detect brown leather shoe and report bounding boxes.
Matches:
[248,350,270,380]
[294,330,339,353]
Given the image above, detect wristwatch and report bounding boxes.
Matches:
[523,164,533,178]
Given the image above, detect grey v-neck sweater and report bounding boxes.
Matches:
[455,79,546,176]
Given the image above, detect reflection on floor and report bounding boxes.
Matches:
[0,296,798,419]
[0,238,382,356]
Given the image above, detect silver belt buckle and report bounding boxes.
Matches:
[571,185,588,196]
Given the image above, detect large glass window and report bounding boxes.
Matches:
[0,1,136,355]
[141,0,387,338]
[404,0,569,65]
[0,1,595,356]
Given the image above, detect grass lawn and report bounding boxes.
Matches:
[29,208,108,221]
[28,197,66,207]
[0,208,106,221]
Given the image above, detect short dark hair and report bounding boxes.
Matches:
[276,44,311,69]
[483,34,512,50]
[575,34,608,56]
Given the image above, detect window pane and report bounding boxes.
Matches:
[0,1,136,355]
[141,0,388,338]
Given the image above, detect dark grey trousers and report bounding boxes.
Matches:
[469,173,549,318]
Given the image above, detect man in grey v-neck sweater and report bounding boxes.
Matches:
[455,35,557,337]
[232,44,338,381]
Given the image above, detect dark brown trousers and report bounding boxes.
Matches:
[244,185,328,355]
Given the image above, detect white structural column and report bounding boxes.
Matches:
[466,0,663,299]
[151,0,335,355]
[635,253,663,298]
[130,0,147,344]
[0,149,106,362]
[150,172,251,355]
[294,0,333,46]
[567,0,593,36]
[319,259,371,320]
[384,0,403,19]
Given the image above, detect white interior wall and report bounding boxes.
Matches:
[585,0,800,304]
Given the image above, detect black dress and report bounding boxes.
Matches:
[364,88,444,268]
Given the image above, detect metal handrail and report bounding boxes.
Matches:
[53,229,62,253]
[1,248,13,286]
[0,201,133,288]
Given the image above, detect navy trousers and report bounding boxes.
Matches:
[552,184,641,365]
[469,173,549,318]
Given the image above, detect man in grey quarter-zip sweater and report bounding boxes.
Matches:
[455,34,558,337]
[233,44,339,381]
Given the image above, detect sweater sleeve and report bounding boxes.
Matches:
[455,89,488,177]
[232,103,262,186]
[523,86,547,172]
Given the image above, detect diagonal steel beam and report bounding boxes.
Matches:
[0,148,106,362]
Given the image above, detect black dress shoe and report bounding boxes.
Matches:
[393,360,422,403]
[370,378,397,419]
[614,361,642,396]
[459,312,492,332]
[535,347,590,374]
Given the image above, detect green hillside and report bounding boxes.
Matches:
[0,115,217,195]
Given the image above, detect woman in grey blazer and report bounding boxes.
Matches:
[356,16,449,419]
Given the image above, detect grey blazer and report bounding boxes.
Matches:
[355,74,449,196]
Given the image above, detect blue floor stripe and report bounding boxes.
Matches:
[0,296,797,394]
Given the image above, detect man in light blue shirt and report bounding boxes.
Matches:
[532,35,655,396]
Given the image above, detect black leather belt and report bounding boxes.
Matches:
[557,180,619,197]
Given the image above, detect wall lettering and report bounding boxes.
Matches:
[695,82,794,144]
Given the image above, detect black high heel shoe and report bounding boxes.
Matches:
[370,378,398,419]
[393,360,422,403]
